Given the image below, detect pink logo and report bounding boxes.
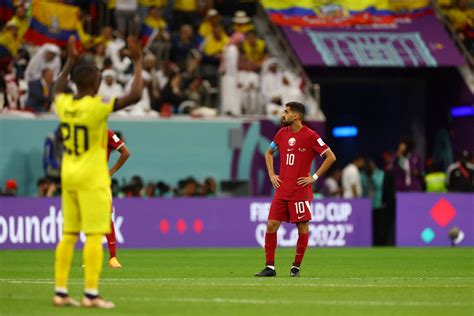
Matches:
[159,219,169,234]
[430,198,456,228]
[193,219,204,234]
[176,219,187,234]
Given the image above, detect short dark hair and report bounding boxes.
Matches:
[285,101,306,119]
[72,62,99,90]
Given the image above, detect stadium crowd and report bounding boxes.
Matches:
[0,0,311,117]
[438,0,474,55]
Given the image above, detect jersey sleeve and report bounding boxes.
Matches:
[269,128,283,152]
[108,130,124,151]
[311,131,329,156]
[93,96,115,120]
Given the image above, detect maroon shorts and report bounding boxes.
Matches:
[268,198,312,223]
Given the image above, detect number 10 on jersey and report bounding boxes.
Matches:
[286,153,295,166]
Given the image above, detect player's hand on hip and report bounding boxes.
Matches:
[297,176,315,187]
[269,174,282,188]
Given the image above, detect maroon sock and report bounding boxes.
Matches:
[265,232,277,266]
[105,222,117,258]
[293,233,309,267]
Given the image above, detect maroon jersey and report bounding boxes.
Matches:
[272,125,329,200]
[107,130,124,161]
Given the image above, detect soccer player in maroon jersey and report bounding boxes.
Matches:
[255,102,336,277]
[106,130,130,268]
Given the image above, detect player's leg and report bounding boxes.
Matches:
[291,221,310,277]
[53,190,80,307]
[255,198,289,277]
[106,219,122,268]
[79,189,115,309]
[289,200,312,277]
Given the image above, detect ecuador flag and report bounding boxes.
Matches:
[23,0,80,47]
[261,0,432,28]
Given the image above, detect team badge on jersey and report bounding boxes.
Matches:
[288,138,296,146]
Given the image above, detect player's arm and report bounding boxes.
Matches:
[52,36,79,98]
[114,37,144,111]
[297,148,336,186]
[110,144,131,176]
[266,141,282,189]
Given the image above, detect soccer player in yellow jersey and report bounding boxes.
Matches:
[52,36,143,309]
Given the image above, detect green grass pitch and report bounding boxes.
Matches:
[1,248,473,316]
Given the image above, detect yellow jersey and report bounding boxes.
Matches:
[139,0,167,7]
[174,0,197,12]
[54,94,115,190]
[243,38,266,62]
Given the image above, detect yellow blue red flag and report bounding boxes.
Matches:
[261,0,432,27]
[23,0,80,47]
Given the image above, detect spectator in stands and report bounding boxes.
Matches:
[95,26,115,49]
[98,69,125,99]
[156,181,172,197]
[362,159,385,246]
[392,138,423,191]
[2,179,17,196]
[8,4,28,39]
[107,40,133,82]
[145,182,157,197]
[242,30,267,71]
[260,58,283,115]
[94,43,107,70]
[199,9,221,38]
[172,0,199,30]
[424,159,447,193]
[121,54,159,116]
[261,59,305,117]
[25,68,54,112]
[220,32,245,116]
[37,178,50,197]
[238,58,260,114]
[24,44,61,83]
[446,150,474,192]
[182,177,199,197]
[37,178,58,197]
[144,6,171,64]
[157,71,186,113]
[123,175,144,197]
[322,168,342,197]
[203,177,217,196]
[170,24,200,75]
[138,0,168,21]
[115,0,139,36]
[14,47,29,80]
[232,10,253,34]
[184,76,208,108]
[44,128,64,183]
[342,154,365,198]
[3,60,21,109]
[0,21,21,73]
[201,25,229,66]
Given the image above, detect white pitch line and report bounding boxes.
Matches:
[1,280,472,288]
[1,295,472,308]
[114,297,474,307]
[1,276,472,282]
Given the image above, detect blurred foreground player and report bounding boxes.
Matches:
[255,102,336,277]
[52,36,143,308]
[107,130,130,268]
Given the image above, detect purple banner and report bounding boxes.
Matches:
[0,197,371,249]
[283,14,465,67]
[396,193,474,246]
